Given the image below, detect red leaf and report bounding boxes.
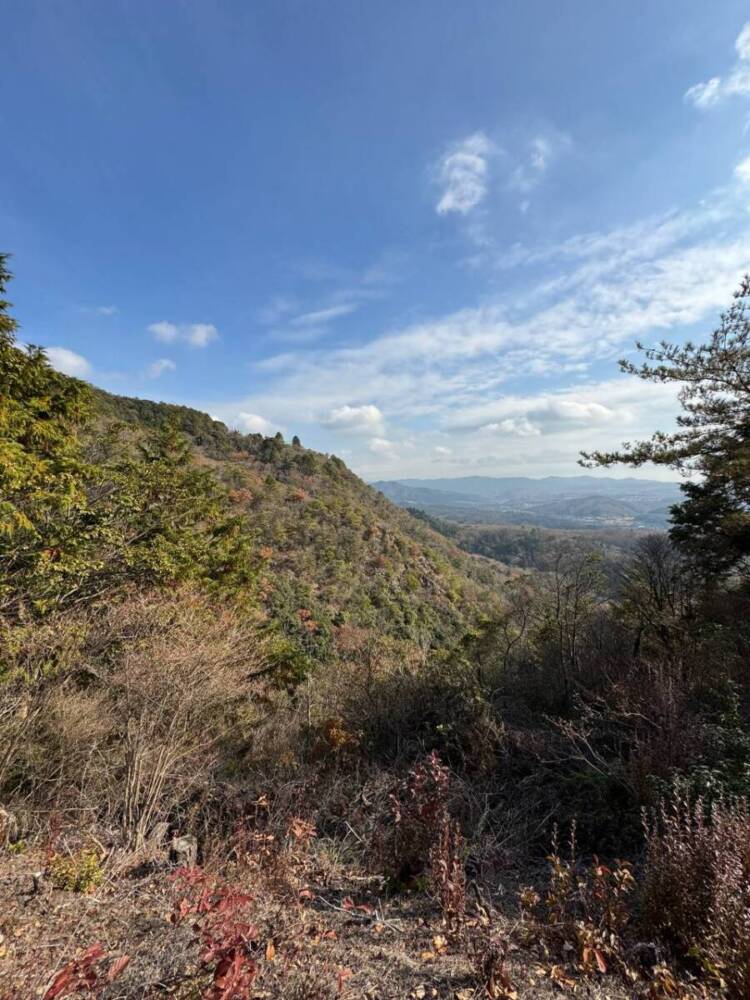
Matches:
[594,949,608,974]
[107,955,131,982]
[341,896,374,914]
[337,967,353,994]
[81,943,105,962]
[43,967,74,1000]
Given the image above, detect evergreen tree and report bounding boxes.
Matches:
[582,277,750,578]
[0,254,95,616]
[0,257,253,617]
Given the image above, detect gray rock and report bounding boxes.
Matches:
[169,834,197,867]
[0,807,21,846]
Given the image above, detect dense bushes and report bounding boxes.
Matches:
[643,794,750,996]
[0,589,266,842]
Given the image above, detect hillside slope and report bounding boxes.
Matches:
[94,391,510,665]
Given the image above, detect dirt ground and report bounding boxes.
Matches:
[0,843,644,1000]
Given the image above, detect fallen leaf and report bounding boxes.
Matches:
[432,934,447,954]
[107,955,130,982]
[337,967,353,994]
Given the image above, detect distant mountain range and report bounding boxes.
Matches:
[372,475,683,530]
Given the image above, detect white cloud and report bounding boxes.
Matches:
[148,321,218,348]
[321,403,384,434]
[435,132,494,215]
[685,77,723,109]
[369,437,399,458]
[45,346,93,378]
[185,323,218,348]
[544,399,618,423]
[685,21,750,108]
[481,417,542,437]
[203,175,750,479]
[734,154,750,184]
[451,378,677,436]
[434,445,452,456]
[236,412,277,435]
[737,22,750,61]
[146,358,176,378]
[149,321,179,343]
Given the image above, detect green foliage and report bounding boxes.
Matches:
[49,848,104,893]
[0,255,95,616]
[99,422,255,595]
[582,276,750,578]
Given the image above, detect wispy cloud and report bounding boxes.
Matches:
[435,131,495,215]
[206,166,750,478]
[258,255,400,345]
[148,321,218,348]
[685,21,750,108]
[45,346,93,378]
[291,303,358,327]
[79,304,118,317]
[508,130,571,197]
[368,437,399,459]
[258,297,298,325]
[146,358,176,378]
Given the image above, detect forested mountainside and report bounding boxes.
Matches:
[91,389,510,670]
[3,256,750,999]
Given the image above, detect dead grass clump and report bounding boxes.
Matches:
[642,792,750,997]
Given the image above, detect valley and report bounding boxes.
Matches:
[373,475,682,530]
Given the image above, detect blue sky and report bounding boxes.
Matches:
[4,1,750,479]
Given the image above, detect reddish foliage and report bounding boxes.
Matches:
[171,867,259,1000]
[384,751,454,882]
[43,944,130,999]
[429,813,466,929]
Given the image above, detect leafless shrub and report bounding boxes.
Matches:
[2,589,268,852]
[103,590,268,849]
[0,615,88,794]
